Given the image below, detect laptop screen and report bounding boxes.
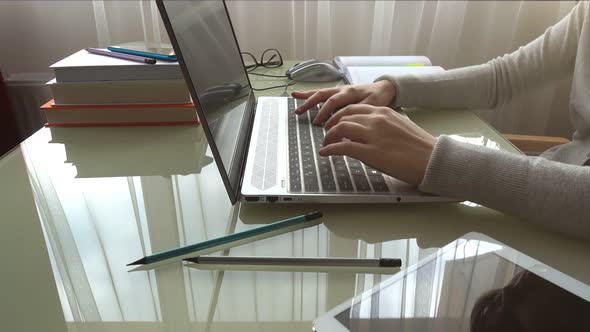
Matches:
[157,0,255,203]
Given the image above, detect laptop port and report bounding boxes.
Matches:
[245,196,260,202]
[283,197,292,201]
[266,196,278,203]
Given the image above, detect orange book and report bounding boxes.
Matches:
[40,99,199,127]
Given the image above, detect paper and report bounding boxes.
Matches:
[334,55,432,68]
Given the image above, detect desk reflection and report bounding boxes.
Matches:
[17,126,590,332]
[334,239,589,332]
[49,125,212,178]
[471,270,589,331]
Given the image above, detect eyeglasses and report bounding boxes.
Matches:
[241,48,284,72]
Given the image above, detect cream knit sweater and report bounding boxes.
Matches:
[379,2,590,240]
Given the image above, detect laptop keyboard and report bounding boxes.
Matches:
[287,98,390,193]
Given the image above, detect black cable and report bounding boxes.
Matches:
[251,80,296,91]
[248,72,287,78]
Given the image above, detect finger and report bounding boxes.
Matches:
[291,90,318,99]
[335,114,374,128]
[322,121,372,146]
[294,88,340,114]
[324,104,376,130]
[318,141,370,162]
[313,90,361,125]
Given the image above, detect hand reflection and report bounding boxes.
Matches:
[239,202,524,249]
[471,270,590,331]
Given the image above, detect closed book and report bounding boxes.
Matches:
[50,49,183,83]
[47,79,190,105]
[40,100,198,126]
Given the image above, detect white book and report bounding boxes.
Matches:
[346,66,445,85]
[333,55,440,85]
[50,49,183,83]
[47,79,190,105]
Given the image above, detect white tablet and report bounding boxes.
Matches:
[314,232,590,332]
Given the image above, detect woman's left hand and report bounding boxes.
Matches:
[319,104,437,186]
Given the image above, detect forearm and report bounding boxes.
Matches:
[377,2,586,110]
[419,136,590,241]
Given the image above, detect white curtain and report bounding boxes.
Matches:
[225,0,577,138]
[0,0,577,136]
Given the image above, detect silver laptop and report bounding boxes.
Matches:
[157,0,452,205]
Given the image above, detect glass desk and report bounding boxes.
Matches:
[1,72,589,332]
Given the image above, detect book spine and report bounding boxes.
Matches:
[50,81,190,105]
[44,120,199,127]
[54,65,183,83]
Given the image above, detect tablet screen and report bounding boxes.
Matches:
[334,241,589,331]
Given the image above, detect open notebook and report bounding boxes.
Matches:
[334,56,444,85]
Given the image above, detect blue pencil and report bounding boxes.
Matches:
[127,211,323,266]
[108,47,177,62]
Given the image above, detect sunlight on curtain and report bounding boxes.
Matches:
[76,0,580,138]
[0,0,577,136]
[227,0,577,138]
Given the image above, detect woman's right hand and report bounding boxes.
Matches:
[291,80,397,125]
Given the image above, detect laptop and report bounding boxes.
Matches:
[156,0,452,205]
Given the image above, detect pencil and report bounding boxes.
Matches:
[185,256,402,268]
[127,211,323,266]
[86,47,156,64]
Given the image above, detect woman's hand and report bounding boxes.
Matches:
[291,80,396,125]
[319,104,437,186]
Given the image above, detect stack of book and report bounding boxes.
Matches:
[41,49,198,127]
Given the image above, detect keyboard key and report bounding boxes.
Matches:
[334,164,347,173]
[318,165,332,174]
[366,169,381,177]
[352,175,371,192]
[368,175,389,192]
[318,158,330,166]
[337,176,354,192]
[349,168,364,176]
[348,160,362,169]
[290,183,302,192]
[332,157,346,166]
[371,182,389,192]
[303,169,316,177]
[304,177,319,192]
[322,176,336,192]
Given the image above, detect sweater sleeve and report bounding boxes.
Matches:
[376,2,587,109]
[419,136,590,241]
